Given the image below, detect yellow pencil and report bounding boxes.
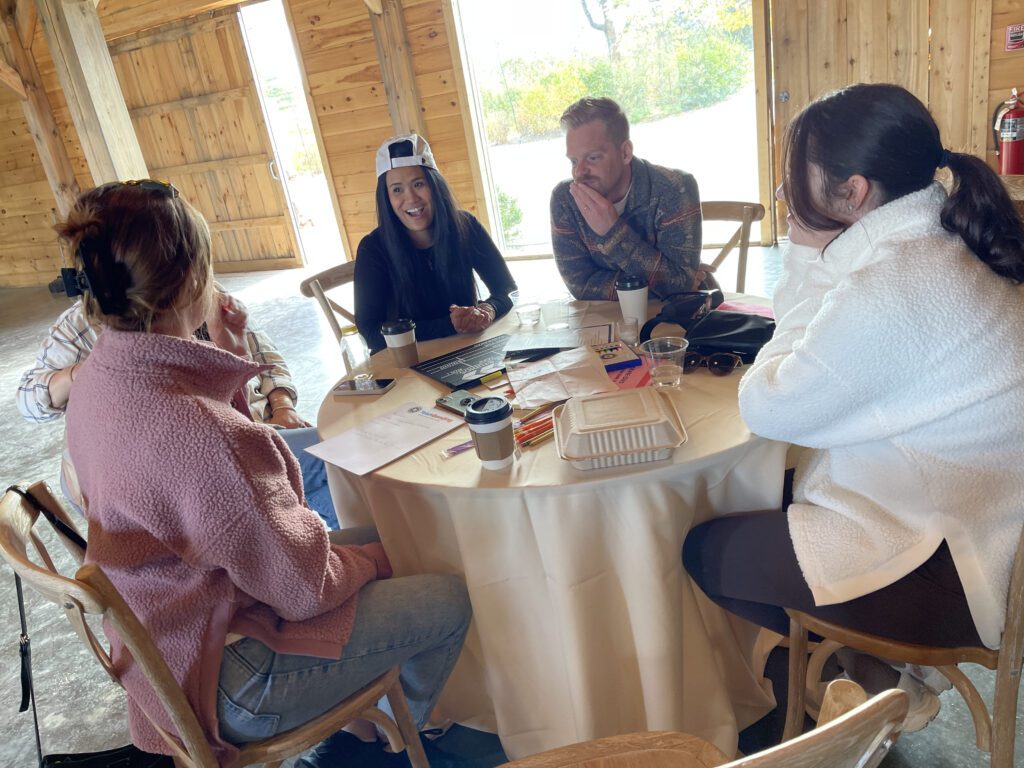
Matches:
[521,400,562,424]
[521,428,554,448]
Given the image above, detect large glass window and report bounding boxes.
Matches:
[452,0,761,256]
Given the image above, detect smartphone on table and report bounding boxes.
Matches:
[435,389,482,416]
[332,376,396,397]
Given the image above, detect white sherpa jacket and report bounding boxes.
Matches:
[739,183,1024,649]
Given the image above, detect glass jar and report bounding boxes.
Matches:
[339,325,370,376]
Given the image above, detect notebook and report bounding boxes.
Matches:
[411,334,511,390]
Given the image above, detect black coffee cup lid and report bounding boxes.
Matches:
[464,396,513,424]
[615,275,646,291]
[381,318,416,335]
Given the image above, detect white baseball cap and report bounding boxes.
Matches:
[375,134,437,178]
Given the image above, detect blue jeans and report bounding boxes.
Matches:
[279,426,338,529]
[217,528,472,744]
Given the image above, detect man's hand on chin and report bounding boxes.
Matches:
[570,182,619,237]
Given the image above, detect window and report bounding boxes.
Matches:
[451,0,763,257]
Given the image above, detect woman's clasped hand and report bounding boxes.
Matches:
[449,302,496,334]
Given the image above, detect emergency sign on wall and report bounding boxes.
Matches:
[1008,23,1024,51]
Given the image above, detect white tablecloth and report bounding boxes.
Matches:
[316,301,786,759]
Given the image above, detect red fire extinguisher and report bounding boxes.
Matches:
[993,88,1024,175]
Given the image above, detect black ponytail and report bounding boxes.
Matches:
[941,152,1024,283]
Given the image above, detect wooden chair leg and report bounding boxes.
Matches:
[938,664,992,752]
[803,639,843,720]
[362,706,404,753]
[783,617,810,741]
[990,664,1021,768]
[385,677,430,768]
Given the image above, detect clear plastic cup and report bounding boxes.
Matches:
[615,318,639,346]
[510,290,541,327]
[638,337,689,388]
[541,293,572,330]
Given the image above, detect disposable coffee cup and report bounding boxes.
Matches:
[464,396,515,470]
[381,318,418,367]
[615,275,649,327]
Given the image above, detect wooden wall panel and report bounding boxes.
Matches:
[288,0,389,258]
[286,0,481,259]
[0,91,61,286]
[931,0,992,155]
[772,0,994,233]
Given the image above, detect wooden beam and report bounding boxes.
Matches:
[107,10,233,55]
[440,0,489,233]
[14,0,36,47]
[128,86,250,119]
[0,13,78,216]
[363,0,382,14]
[35,0,148,184]
[0,54,24,97]
[752,0,774,244]
[207,215,287,231]
[281,0,351,262]
[968,0,993,158]
[369,0,426,136]
[147,153,270,178]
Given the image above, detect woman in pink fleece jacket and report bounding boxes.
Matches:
[61,180,471,765]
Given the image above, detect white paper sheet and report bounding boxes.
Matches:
[503,323,612,352]
[306,403,463,475]
[506,346,618,407]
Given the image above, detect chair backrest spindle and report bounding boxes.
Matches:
[299,262,357,344]
[701,201,766,294]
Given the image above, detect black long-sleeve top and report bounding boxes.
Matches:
[354,213,518,352]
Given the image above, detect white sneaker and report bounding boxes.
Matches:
[896,663,953,695]
[896,671,942,732]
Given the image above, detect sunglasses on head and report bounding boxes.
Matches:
[97,178,179,198]
[122,178,179,197]
[683,351,744,376]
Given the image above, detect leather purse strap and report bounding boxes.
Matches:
[7,486,87,553]
[15,573,45,767]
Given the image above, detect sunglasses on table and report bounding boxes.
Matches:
[683,351,744,376]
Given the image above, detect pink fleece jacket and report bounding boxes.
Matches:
[66,330,386,765]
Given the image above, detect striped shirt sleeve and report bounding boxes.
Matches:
[16,301,100,423]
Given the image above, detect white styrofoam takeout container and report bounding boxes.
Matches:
[552,387,687,470]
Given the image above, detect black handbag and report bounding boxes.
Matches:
[640,295,775,363]
[8,486,174,768]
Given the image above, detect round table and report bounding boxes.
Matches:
[317,300,786,760]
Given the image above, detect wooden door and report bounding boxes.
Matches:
[108,9,304,272]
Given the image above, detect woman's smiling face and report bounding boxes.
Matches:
[386,166,434,246]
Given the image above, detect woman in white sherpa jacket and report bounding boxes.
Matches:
[683,83,1024,722]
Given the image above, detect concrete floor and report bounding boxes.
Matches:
[0,252,1018,766]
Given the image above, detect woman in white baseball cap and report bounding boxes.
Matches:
[354,133,517,352]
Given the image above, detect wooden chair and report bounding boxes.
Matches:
[701,201,766,293]
[783,529,1024,768]
[0,483,429,768]
[299,262,356,344]
[499,681,907,768]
